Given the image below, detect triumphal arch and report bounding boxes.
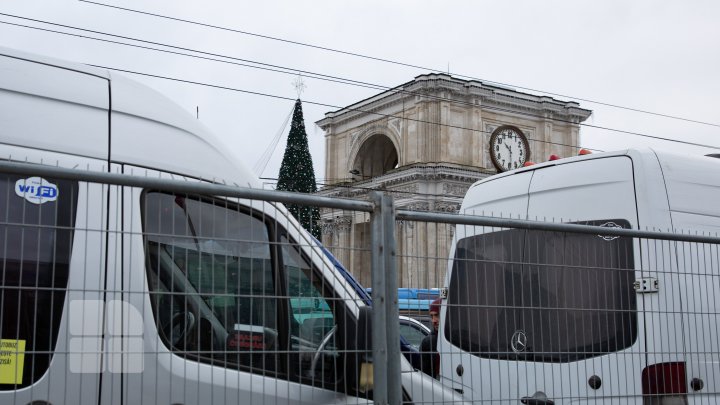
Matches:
[316,73,591,288]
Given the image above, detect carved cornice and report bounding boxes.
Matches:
[434,202,461,213]
[443,183,470,197]
[320,215,353,236]
[316,73,592,130]
[403,202,430,212]
[317,163,491,201]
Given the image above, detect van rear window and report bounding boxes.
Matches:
[0,175,77,389]
[445,220,637,363]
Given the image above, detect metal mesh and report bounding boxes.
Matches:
[397,211,720,405]
[0,163,718,405]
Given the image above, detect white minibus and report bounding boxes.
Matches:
[440,148,720,404]
[0,47,464,405]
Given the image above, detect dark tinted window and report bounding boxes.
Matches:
[0,175,77,389]
[446,220,637,363]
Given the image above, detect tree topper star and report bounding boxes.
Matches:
[292,75,306,98]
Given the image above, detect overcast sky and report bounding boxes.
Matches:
[1,0,719,186]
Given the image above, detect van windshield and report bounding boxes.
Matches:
[445,220,637,363]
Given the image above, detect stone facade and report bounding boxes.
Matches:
[316,73,592,288]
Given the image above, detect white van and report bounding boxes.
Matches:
[440,149,720,404]
[0,47,465,405]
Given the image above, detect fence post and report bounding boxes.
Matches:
[370,191,401,405]
[382,193,401,405]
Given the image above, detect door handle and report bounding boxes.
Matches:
[521,396,554,405]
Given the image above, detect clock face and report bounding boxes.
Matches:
[490,126,530,172]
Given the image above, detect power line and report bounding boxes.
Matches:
[88,63,565,145]
[0,14,591,133]
[91,64,720,151]
[253,104,293,177]
[0,13,385,91]
[2,18,717,152]
[0,17,588,152]
[78,0,720,129]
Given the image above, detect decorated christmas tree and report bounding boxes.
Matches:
[276,99,321,239]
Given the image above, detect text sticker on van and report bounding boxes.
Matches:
[0,339,25,384]
[15,177,58,204]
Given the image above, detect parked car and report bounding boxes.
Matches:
[398,315,431,351]
[368,287,440,330]
[320,243,429,369]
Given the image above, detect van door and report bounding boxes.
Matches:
[119,168,368,404]
[0,149,110,405]
[519,156,643,404]
[670,213,720,402]
[98,163,126,405]
[661,157,720,401]
[441,171,533,395]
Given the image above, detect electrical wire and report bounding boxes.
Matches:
[0,13,386,91]
[0,18,590,152]
[2,18,717,152]
[0,14,596,134]
[78,0,720,129]
[253,105,293,177]
[0,13,719,151]
[95,64,720,151]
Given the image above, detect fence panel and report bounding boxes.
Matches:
[1,162,719,405]
[0,163,406,405]
[398,208,720,405]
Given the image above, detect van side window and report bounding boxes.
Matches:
[143,193,278,373]
[0,176,78,390]
[143,192,349,388]
[446,219,637,363]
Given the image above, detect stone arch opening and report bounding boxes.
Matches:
[351,134,398,179]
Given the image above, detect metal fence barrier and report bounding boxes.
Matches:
[0,161,719,405]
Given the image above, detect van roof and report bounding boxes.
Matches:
[0,46,110,79]
[468,148,720,190]
[0,46,259,188]
[467,149,632,191]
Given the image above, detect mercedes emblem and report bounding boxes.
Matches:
[510,330,528,353]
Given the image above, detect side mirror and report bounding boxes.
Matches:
[357,306,374,393]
